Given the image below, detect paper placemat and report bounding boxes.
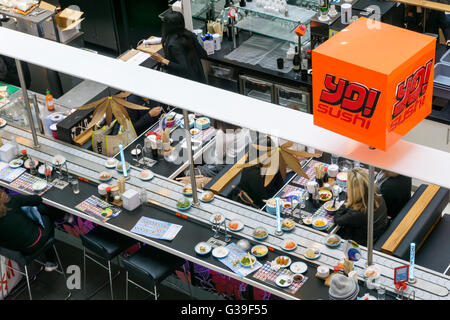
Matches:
[291,160,325,187]
[252,261,308,295]
[131,216,182,241]
[10,173,53,196]
[0,162,26,182]
[218,243,262,277]
[75,196,121,222]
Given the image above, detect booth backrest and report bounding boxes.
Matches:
[374,184,449,261]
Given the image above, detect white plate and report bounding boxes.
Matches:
[99,171,112,182]
[275,274,293,288]
[32,181,47,192]
[130,148,141,156]
[9,159,23,168]
[0,118,7,128]
[280,239,297,251]
[212,246,229,259]
[251,245,268,258]
[195,242,211,255]
[104,158,118,168]
[209,213,225,225]
[273,256,292,268]
[290,261,308,274]
[24,159,39,169]
[304,248,321,260]
[139,170,154,181]
[199,191,214,203]
[228,220,244,232]
[190,128,200,135]
[52,155,66,166]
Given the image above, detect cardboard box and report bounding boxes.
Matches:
[42,7,84,43]
[312,17,435,151]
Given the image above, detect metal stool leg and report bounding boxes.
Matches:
[107,260,114,300]
[125,271,129,300]
[0,258,4,299]
[53,245,72,300]
[24,266,32,300]
[182,264,193,299]
[83,247,87,294]
[154,284,158,301]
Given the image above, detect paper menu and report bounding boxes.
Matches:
[131,216,182,241]
[0,162,26,183]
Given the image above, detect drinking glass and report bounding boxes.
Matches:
[377,285,386,300]
[330,154,339,165]
[71,179,80,194]
[139,189,148,205]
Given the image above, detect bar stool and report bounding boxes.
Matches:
[0,237,70,300]
[122,245,193,300]
[80,226,137,300]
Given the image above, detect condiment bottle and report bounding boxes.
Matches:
[156,134,162,156]
[105,187,113,203]
[45,89,55,111]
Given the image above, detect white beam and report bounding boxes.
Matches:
[0,27,449,188]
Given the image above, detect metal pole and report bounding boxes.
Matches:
[15,59,39,148]
[32,94,45,134]
[367,164,375,266]
[183,109,199,206]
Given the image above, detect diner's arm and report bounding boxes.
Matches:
[333,207,366,227]
[9,194,42,207]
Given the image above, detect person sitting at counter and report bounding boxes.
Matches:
[375,170,412,220]
[0,191,69,272]
[334,168,388,246]
[125,94,163,136]
[147,10,207,84]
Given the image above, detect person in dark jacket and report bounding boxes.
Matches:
[375,170,412,220]
[0,191,67,272]
[125,94,163,136]
[148,10,207,84]
[0,55,31,88]
[334,168,388,246]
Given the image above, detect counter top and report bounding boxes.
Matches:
[207,31,312,88]
[0,123,448,300]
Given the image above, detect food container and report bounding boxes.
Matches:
[265,198,282,214]
[98,183,109,196]
[49,123,59,139]
[195,117,210,130]
[324,200,340,215]
[336,171,348,188]
[317,265,330,278]
[327,164,339,178]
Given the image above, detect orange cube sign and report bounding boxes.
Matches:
[312,17,435,151]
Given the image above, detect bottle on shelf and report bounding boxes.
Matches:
[293,46,300,72]
[45,89,55,112]
[301,49,308,80]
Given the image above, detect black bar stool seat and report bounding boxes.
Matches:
[122,245,192,300]
[0,237,70,300]
[80,227,136,261]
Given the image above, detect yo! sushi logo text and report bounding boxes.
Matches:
[318,74,381,130]
[389,59,433,132]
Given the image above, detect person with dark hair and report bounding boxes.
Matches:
[0,191,69,272]
[148,10,207,83]
[125,94,163,135]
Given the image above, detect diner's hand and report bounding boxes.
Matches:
[149,52,169,66]
[149,106,162,117]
